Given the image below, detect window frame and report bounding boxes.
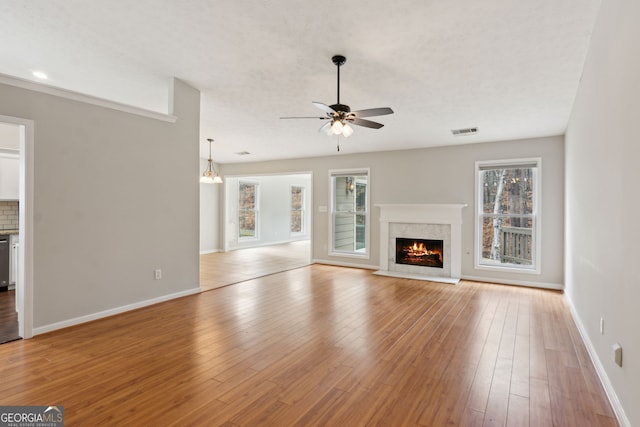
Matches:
[474,158,541,274]
[238,180,260,240]
[290,185,305,235]
[328,168,370,259]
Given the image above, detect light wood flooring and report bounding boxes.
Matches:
[200,240,311,290]
[0,265,617,426]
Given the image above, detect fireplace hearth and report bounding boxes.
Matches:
[374,203,467,284]
[395,238,443,268]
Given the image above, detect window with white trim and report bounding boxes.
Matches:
[238,181,259,239]
[330,169,369,257]
[291,185,304,234]
[476,159,540,272]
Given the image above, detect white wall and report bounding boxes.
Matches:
[0,122,20,201]
[0,155,19,200]
[0,122,20,150]
[199,157,221,253]
[0,78,201,330]
[565,0,639,425]
[224,174,312,250]
[220,136,564,287]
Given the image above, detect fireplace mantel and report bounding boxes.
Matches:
[375,203,467,284]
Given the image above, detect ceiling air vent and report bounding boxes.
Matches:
[451,127,478,136]
[235,151,251,156]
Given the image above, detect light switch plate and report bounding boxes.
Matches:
[612,343,622,367]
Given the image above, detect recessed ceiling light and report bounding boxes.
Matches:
[32,70,48,80]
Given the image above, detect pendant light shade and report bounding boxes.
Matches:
[201,138,223,184]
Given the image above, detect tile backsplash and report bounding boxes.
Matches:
[0,201,18,230]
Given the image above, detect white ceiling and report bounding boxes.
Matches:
[0,1,601,163]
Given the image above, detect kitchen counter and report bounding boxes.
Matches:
[0,230,18,236]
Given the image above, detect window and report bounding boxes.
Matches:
[291,186,304,234]
[476,159,540,272]
[238,181,259,239]
[330,169,369,257]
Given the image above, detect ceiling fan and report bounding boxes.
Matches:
[281,55,394,145]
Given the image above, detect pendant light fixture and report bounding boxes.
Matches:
[200,138,223,184]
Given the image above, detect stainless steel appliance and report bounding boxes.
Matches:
[0,236,8,291]
[10,234,18,285]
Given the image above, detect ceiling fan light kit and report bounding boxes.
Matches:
[282,55,394,149]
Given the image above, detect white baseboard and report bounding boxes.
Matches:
[33,287,201,336]
[373,270,460,284]
[309,265,563,290]
[461,275,564,290]
[228,238,310,251]
[312,259,379,270]
[200,249,220,255]
[563,295,630,427]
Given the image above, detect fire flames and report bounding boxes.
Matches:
[407,242,437,257]
[396,238,444,268]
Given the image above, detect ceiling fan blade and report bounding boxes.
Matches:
[351,107,394,118]
[280,116,327,119]
[319,122,333,135]
[312,102,336,115]
[350,117,384,129]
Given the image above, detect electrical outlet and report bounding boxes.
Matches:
[154,269,162,280]
[600,317,605,335]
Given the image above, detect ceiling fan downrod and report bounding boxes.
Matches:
[332,55,346,109]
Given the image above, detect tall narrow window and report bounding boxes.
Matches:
[291,186,304,234]
[238,181,259,239]
[330,169,369,257]
[476,159,540,272]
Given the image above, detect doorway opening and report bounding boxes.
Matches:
[0,115,34,343]
[199,172,312,290]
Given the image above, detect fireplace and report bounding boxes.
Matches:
[374,203,467,284]
[395,238,443,268]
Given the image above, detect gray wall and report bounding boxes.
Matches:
[220,135,564,286]
[565,0,639,424]
[0,78,201,329]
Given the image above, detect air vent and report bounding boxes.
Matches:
[235,151,251,156]
[451,127,478,136]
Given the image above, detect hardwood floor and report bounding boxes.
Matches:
[200,240,311,290]
[0,289,19,344]
[0,265,617,426]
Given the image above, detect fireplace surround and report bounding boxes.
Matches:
[374,204,467,284]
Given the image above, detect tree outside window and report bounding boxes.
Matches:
[239,181,258,239]
[291,186,304,234]
[477,160,539,271]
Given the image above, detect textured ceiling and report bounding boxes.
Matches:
[0,1,601,163]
